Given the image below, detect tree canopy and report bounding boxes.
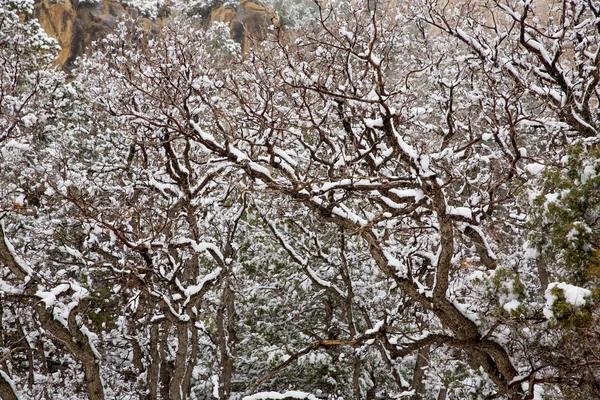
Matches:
[1,1,600,399]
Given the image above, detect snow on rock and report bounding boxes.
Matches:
[243,391,319,400]
[543,282,592,319]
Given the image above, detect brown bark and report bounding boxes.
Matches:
[0,224,28,280]
[37,336,51,400]
[464,226,498,269]
[147,323,160,400]
[217,273,236,399]
[0,370,18,400]
[2,226,105,399]
[437,387,447,400]
[352,356,362,400]
[159,325,171,400]
[182,327,199,397]
[169,324,190,400]
[411,346,430,400]
[37,305,105,400]
[536,258,549,294]
[16,318,34,389]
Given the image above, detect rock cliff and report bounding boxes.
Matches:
[34,0,166,68]
[209,1,277,54]
[33,0,276,67]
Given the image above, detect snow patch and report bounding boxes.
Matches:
[447,206,472,219]
[544,282,592,319]
[525,163,545,175]
[365,320,384,335]
[503,299,521,313]
[243,391,319,400]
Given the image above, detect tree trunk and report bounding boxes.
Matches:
[147,323,160,400]
[0,370,18,400]
[159,325,171,400]
[169,324,190,400]
[536,259,549,294]
[37,305,105,400]
[217,274,236,399]
[411,346,430,400]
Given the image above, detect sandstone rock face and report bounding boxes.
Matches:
[34,0,164,68]
[209,1,277,53]
[34,0,276,66]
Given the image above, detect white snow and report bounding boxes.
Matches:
[397,390,416,398]
[14,194,25,207]
[330,205,368,226]
[243,391,319,400]
[80,325,102,359]
[249,161,272,178]
[0,370,20,400]
[544,282,592,319]
[190,120,217,143]
[0,281,23,295]
[364,118,384,128]
[228,144,249,162]
[35,282,90,328]
[452,300,480,325]
[365,320,384,335]
[447,206,473,219]
[172,238,225,262]
[22,113,37,127]
[581,164,597,183]
[2,139,31,151]
[273,148,298,167]
[544,193,559,204]
[389,189,425,201]
[465,224,497,261]
[525,163,545,175]
[545,282,591,307]
[503,299,521,313]
[183,268,222,303]
[383,250,406,278]
[36,283,71,308]
[1,223,33,276]
[522,241,540,259]
[211,375,220,399]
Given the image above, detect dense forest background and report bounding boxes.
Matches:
[2,0,600,399]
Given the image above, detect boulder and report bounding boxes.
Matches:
[33,0,276,67]
[210,1,277,53]
[34,0,165,68]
